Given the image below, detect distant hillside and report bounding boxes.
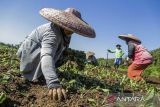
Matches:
[0,42,19,49]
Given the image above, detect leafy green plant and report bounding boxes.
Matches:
[88,98,97,106]
[0,74,11,84]
[0,92,7,104]
[0,42,160,107]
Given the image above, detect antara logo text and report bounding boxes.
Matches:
[107,94,145,103]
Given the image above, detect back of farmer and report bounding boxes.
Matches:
[119,34,153,80]
[108,44,124,69]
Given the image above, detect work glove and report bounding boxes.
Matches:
[48,87,67,101]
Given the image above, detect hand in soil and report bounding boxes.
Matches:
[48,88,67,101]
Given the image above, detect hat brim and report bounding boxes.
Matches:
[119,35,141,43]
[39,8,96,38]
[86,52,95,59]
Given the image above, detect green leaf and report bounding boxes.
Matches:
[96,86,101,90]
[0,80,8,84]
[120,75,126,85]
[88,98,96,105]
[145,88,155,101]
[3,75,10,80]
[102,89,110,94]
[69,79,76,84]
[0,92,7,104]
[20,92,27,97]
[140,88,156,107]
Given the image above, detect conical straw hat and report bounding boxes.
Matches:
[119,34,141,43]
[86,51,95,59]
[40,8,96,38]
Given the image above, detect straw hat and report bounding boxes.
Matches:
[118,34,141,43]
[86,51,95,59]
[39,8,96,38]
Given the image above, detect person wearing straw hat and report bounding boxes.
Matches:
[86,51,99,66]
[16,8,96,101]
[119,34,153,80]
[107,44,124,70]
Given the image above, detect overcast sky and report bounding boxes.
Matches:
[0,0,160,58]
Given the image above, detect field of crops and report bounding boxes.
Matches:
[0,43,160,107]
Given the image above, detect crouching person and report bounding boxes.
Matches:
[16,8,96,101]
[119,34,153,80]
[86,52,99,66]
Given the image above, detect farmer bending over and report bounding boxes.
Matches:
[119,34,153,80]
[86,52,99,66]
[16,8,96,101]
[107,44,124,70]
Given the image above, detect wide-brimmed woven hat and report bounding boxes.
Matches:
[118,34,141,43]
[86,51,95,59]
[39,8,96,38]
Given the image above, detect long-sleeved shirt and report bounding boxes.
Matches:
[16,23,71,88]
[108,48,124,58]
[127,41,153,64]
